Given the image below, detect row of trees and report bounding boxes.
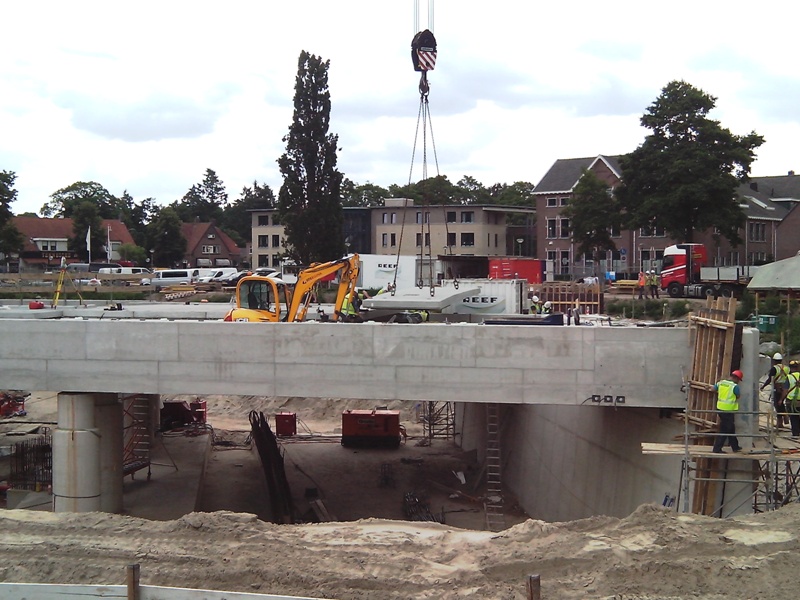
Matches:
[1,54,764,270]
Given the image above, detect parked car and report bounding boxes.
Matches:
[218,270,251,287]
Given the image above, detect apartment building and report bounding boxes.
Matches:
[250,200,536,269]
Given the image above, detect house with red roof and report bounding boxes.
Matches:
[11,216,136,272]
[179,222,242,269]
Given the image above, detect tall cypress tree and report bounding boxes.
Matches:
[277,51,344,265]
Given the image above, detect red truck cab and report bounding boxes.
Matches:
[660,244,708,298]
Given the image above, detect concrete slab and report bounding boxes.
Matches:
[361,287,480,310]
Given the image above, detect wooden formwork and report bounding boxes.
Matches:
[534,282,603,314]
[686,297,739,515]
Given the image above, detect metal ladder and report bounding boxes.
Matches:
[485,402,506,531]
[123,396,152,479]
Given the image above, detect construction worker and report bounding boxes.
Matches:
[783,361,800,437]
[340,291,360,322]
[541,301,552,315]
[761,352,790,429]
[647,270,660,299]
[712,370,744,454]
[529,294,541,314]
[637,270,647,299]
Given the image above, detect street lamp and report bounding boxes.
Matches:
[516,238,524,257]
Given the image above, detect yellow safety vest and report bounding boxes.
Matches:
[775,364,790,384]
[716,379,739,411]
[341,296,357,316]
[787,372,800,403]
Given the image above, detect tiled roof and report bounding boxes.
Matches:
[748,174,800,200]
[13,216,135,252]
[534,155,623,194]
[180,222,240,256]
[737,183,791,221]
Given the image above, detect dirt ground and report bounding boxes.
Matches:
[197,395,529,530]
[4,393,800,599]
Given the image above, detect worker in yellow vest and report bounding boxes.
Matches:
[712,370,743,454]
[761,352,790,429]
[783,361,800,438]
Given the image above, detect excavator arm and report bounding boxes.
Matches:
[289,254,360,322]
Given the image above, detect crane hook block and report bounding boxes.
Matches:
[411,29,437,72]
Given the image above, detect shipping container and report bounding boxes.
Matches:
[341,409,401,449]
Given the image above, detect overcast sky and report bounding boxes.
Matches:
[2,1,799,216]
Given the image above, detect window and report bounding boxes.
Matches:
[446,211,457,223]
[258,235,269,248]
[560,250,570,275]
[461,232,475,247]
[425,211,430,224]
[748,222,766,242]
[272,254,280,267]
[424,232,430,247]
[560,197,569,206]
[391,212,397,224]
[390,233,396,247]
[447,232,456,247]
[416,233,422,247]
[546,197,557,207]
[416,211,422,224]
[559,218,570,239]
[461,211,474,223]
[381,233,388,247]
[272,235,280,248]
[494,233,498,247]
[201,245,219,254]
[382,212,388,224]
[547,250,557,262]
[258,215,269,226]
[258,255,270,267]
[640,223,665,237]
[609,224,621,238]
[546,219,557,239]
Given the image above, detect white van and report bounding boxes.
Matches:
[144,269,199,291]
[98,267,152,276]
[196,268,225,283]
[203,268,238,284]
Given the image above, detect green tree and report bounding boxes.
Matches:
[341,179,389,207]
[222,181,276,244]
[489,181,536,208]
[277,51,344,264]
[68,202,104,261]
[0,171,24,264]
[617,80,764,243]
[172,169,228,224]
[562,170,622,263]
[146,207,186,267]
[118,191,157,247]
[389,175,458,205]
[455,175,490,205]
[42,181,121,219]
[117,243,147,266]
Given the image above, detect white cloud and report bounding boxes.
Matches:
[2,0,800,214]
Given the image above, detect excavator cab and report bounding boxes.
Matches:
[224,276,289,322]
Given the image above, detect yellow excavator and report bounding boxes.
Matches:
[223,254,360,323]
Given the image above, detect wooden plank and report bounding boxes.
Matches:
[0,583,323,600]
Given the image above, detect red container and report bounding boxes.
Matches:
[341,409,401,448]
[28,301,45,310]
[275,412,297,436]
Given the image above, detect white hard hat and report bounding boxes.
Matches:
[646,270,651,274]
[532,296,539,302]
[774,352,783,360]
[544,301,552,308]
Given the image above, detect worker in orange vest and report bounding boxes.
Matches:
[637,270,647,300]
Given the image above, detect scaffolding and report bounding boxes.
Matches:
[642,296,800,516]
[421,401,455,442]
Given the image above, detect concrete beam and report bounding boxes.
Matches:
[0,319,697,407]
